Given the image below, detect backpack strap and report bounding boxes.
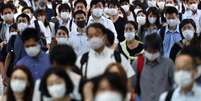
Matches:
[80,52,89,79]
[165,88,175,101]
[159,26,166,42]
[34,20,41,33]
[113,51,121,63]
[69,19,73,32]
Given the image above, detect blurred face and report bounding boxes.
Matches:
[75,13,86,22]
[75,3,86,12]
[22,9,32,15]
[165,13,177,20]
[47,74,65,86]
[108,66,121,74]
[181,23,195,32]
[87,27,105,39]
[96,79,112,94]
[92,2,104,9]
[24,38,38,49]
[56,29,68,38]
[11,69,28,82]
[3,8,13,15]
[17,17,28,24]
[165,0,175,5]
[148,12,157,18]
[187,0,198,5]
[124,23,135,33]
[146,47,159,54]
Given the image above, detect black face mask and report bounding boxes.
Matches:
[76,20,86,28]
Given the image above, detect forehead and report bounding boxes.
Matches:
[75,2,85,7]
[23,9,31,13]
[75,13,85,18]
[18,17,28,21]
[175,55,193,69]
[12,69,26,77]
[3,8,12,13]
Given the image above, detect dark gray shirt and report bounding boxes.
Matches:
[140,56,175,101]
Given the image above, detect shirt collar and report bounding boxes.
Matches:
[90,46,110,57]
[178,83,200,96]
[165,25,180,34]
[145,56,161,65]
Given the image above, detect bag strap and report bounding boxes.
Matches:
[165,88,175,101]
[80,52,89,79]
[69,19,73,32]
[34,20,41,33]
[113,51,121,63]
[159,26,166,42]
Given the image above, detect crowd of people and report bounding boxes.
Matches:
[0,0,201,101]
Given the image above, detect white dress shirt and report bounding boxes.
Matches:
[76,47,135,79]
[159,84,201,101]
[87,16,118,44]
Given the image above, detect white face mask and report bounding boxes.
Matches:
[60,12,70,20]
[124,32,135,41]
[109,8,118,16]
[92,8,103,17]
[148,0,157,7]
[144,51,160,61]
[18,23,28,32]
[11,79,27,93]
[121,5,130,12]
[174,70,193,87]
[196,65,201,79]
[2,13,14,21]
[182,29,194,40]
[48,83,66,99]
[157,1,165,10]
[148,17,157,24]
[56,37,69,45]
[62,0,69,4]
[104,7,110,14]
[95,91,123,101]
[88,37,104,50]
[137,16,146,25]
[166,19,178,27]
[189,4,198,11]
[25,44,41,57]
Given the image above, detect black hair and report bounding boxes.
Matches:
[105,28,114,47]
[21,7,34,14]
[16,13,30,23]
[93,73,128,99]
[57,26,69,37]
[125,21,138,31]
[21,28,40,43]
[49,44,77,67]
[73,10,86,18]
[90,0,105,8]
[107,0,120,7]
[2,3,15,13]
[9,23,17,31]
[58,4,71,13]
[39,67,74,97]
[146,7,160,28]
[86,23,107,36]
[179,19,197,39]
[144,33,163,51]
[7,65,34,101]
[164,6,178,15]
[74,0,87,8]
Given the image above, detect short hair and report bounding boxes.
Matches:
[105,28,115,47]
[74,0,87,8]
[49,45,77,66]
[86,23,107,36]
[2,3,15,13]
[21,7,34,13]
[144,33,163,51]
[7,65,34,101]
[58,4,71,13]
[21,28,40,43]
[125,21,138,31]
[39,67,74,97]
[57,26,69,36]
[90,0,105,8]
[16,13,30,23]
[164,6,178,15]
[73,10,86,18]
[179,19,197,39]
[107,0,120,7]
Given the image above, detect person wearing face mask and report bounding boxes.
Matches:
[144,7,160,37]
[39,67,75,101]
[147,0,157,7]
[137,33,175,101]
[170,19,198,61]
[82,73,128,101]
[68,10,89,56]
[16,28,50,81]
[159,6,182,58]
[117,21,144,64]
[159,47,201,101]
[76,23,135,80]
[183,0,201,34]
[0,65,34,101]
[120,1,135,21]
[88,0,118,44]
[22,7,52,45]
[136,10,147,41]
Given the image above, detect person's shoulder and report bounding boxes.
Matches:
[16,56,29,64]
[159,91,168,101]
[160,56,174,64]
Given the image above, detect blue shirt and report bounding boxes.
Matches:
[16,52,50,81]
[14,35,26,64]
[163,26,182,57]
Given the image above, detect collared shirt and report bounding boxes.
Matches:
[87,16,118,44]
[159,84,201,101]
[140,56,175,101]
[58,18,77,33]
[76,47,135,79]
[163,26,182,57]
[182,10,201,34]
[69,31,89,56]
[17,52,50,81]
